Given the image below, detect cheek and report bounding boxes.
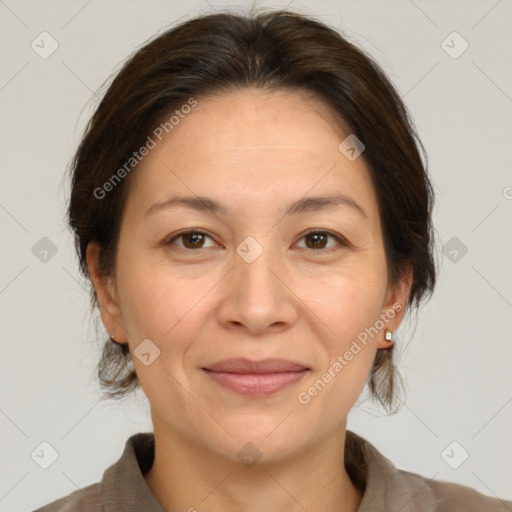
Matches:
[118,263,205,341]
[116,260,212,401]
[115,242,225,374]
[294,259,387,402]
[294,269,386,409]
[298,259,388,345]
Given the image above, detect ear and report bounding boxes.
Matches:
[376,261,413,349]
[86,241,127,344]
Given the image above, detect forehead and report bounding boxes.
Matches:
[126,88,378,219]
[166,87,352,159]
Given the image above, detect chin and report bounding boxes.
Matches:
[213,415,309,464]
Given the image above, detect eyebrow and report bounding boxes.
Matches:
[145,194,367,218]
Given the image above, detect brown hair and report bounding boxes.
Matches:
[68,7,437,412]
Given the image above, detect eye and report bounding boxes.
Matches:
[166,230,217,250]
[295,230,348,251]
[165,229,349,252]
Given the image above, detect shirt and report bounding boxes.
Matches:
[33,430,512,511]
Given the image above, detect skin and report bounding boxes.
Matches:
[87,88,412,512]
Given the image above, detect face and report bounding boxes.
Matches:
[88,88,410,463]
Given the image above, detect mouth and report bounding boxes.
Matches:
[202,358,310,397]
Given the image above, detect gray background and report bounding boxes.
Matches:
[1,0,511,509]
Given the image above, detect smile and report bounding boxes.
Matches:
[202,358,310,397]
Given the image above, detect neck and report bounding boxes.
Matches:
[144,418,363,512]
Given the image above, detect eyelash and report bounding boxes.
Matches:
[165,229,349,253]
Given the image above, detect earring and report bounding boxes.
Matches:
[384,329,393,345]
[110,333,120,344]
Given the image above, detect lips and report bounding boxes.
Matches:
[203,358,309,374]
[202,358,310,397]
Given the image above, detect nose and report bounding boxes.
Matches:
[216,238,299,335]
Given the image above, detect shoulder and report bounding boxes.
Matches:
[32,482,101,512]
[397,467,512,512]
[31,432,157,511]
[345,430,511,512]
[428,475,512,512]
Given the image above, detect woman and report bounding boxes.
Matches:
[34,7,511,512]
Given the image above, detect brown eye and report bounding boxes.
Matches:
[296,230,347,251]
[304,232,328,249]
[182,232,206,249]
[167,231,216,250]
